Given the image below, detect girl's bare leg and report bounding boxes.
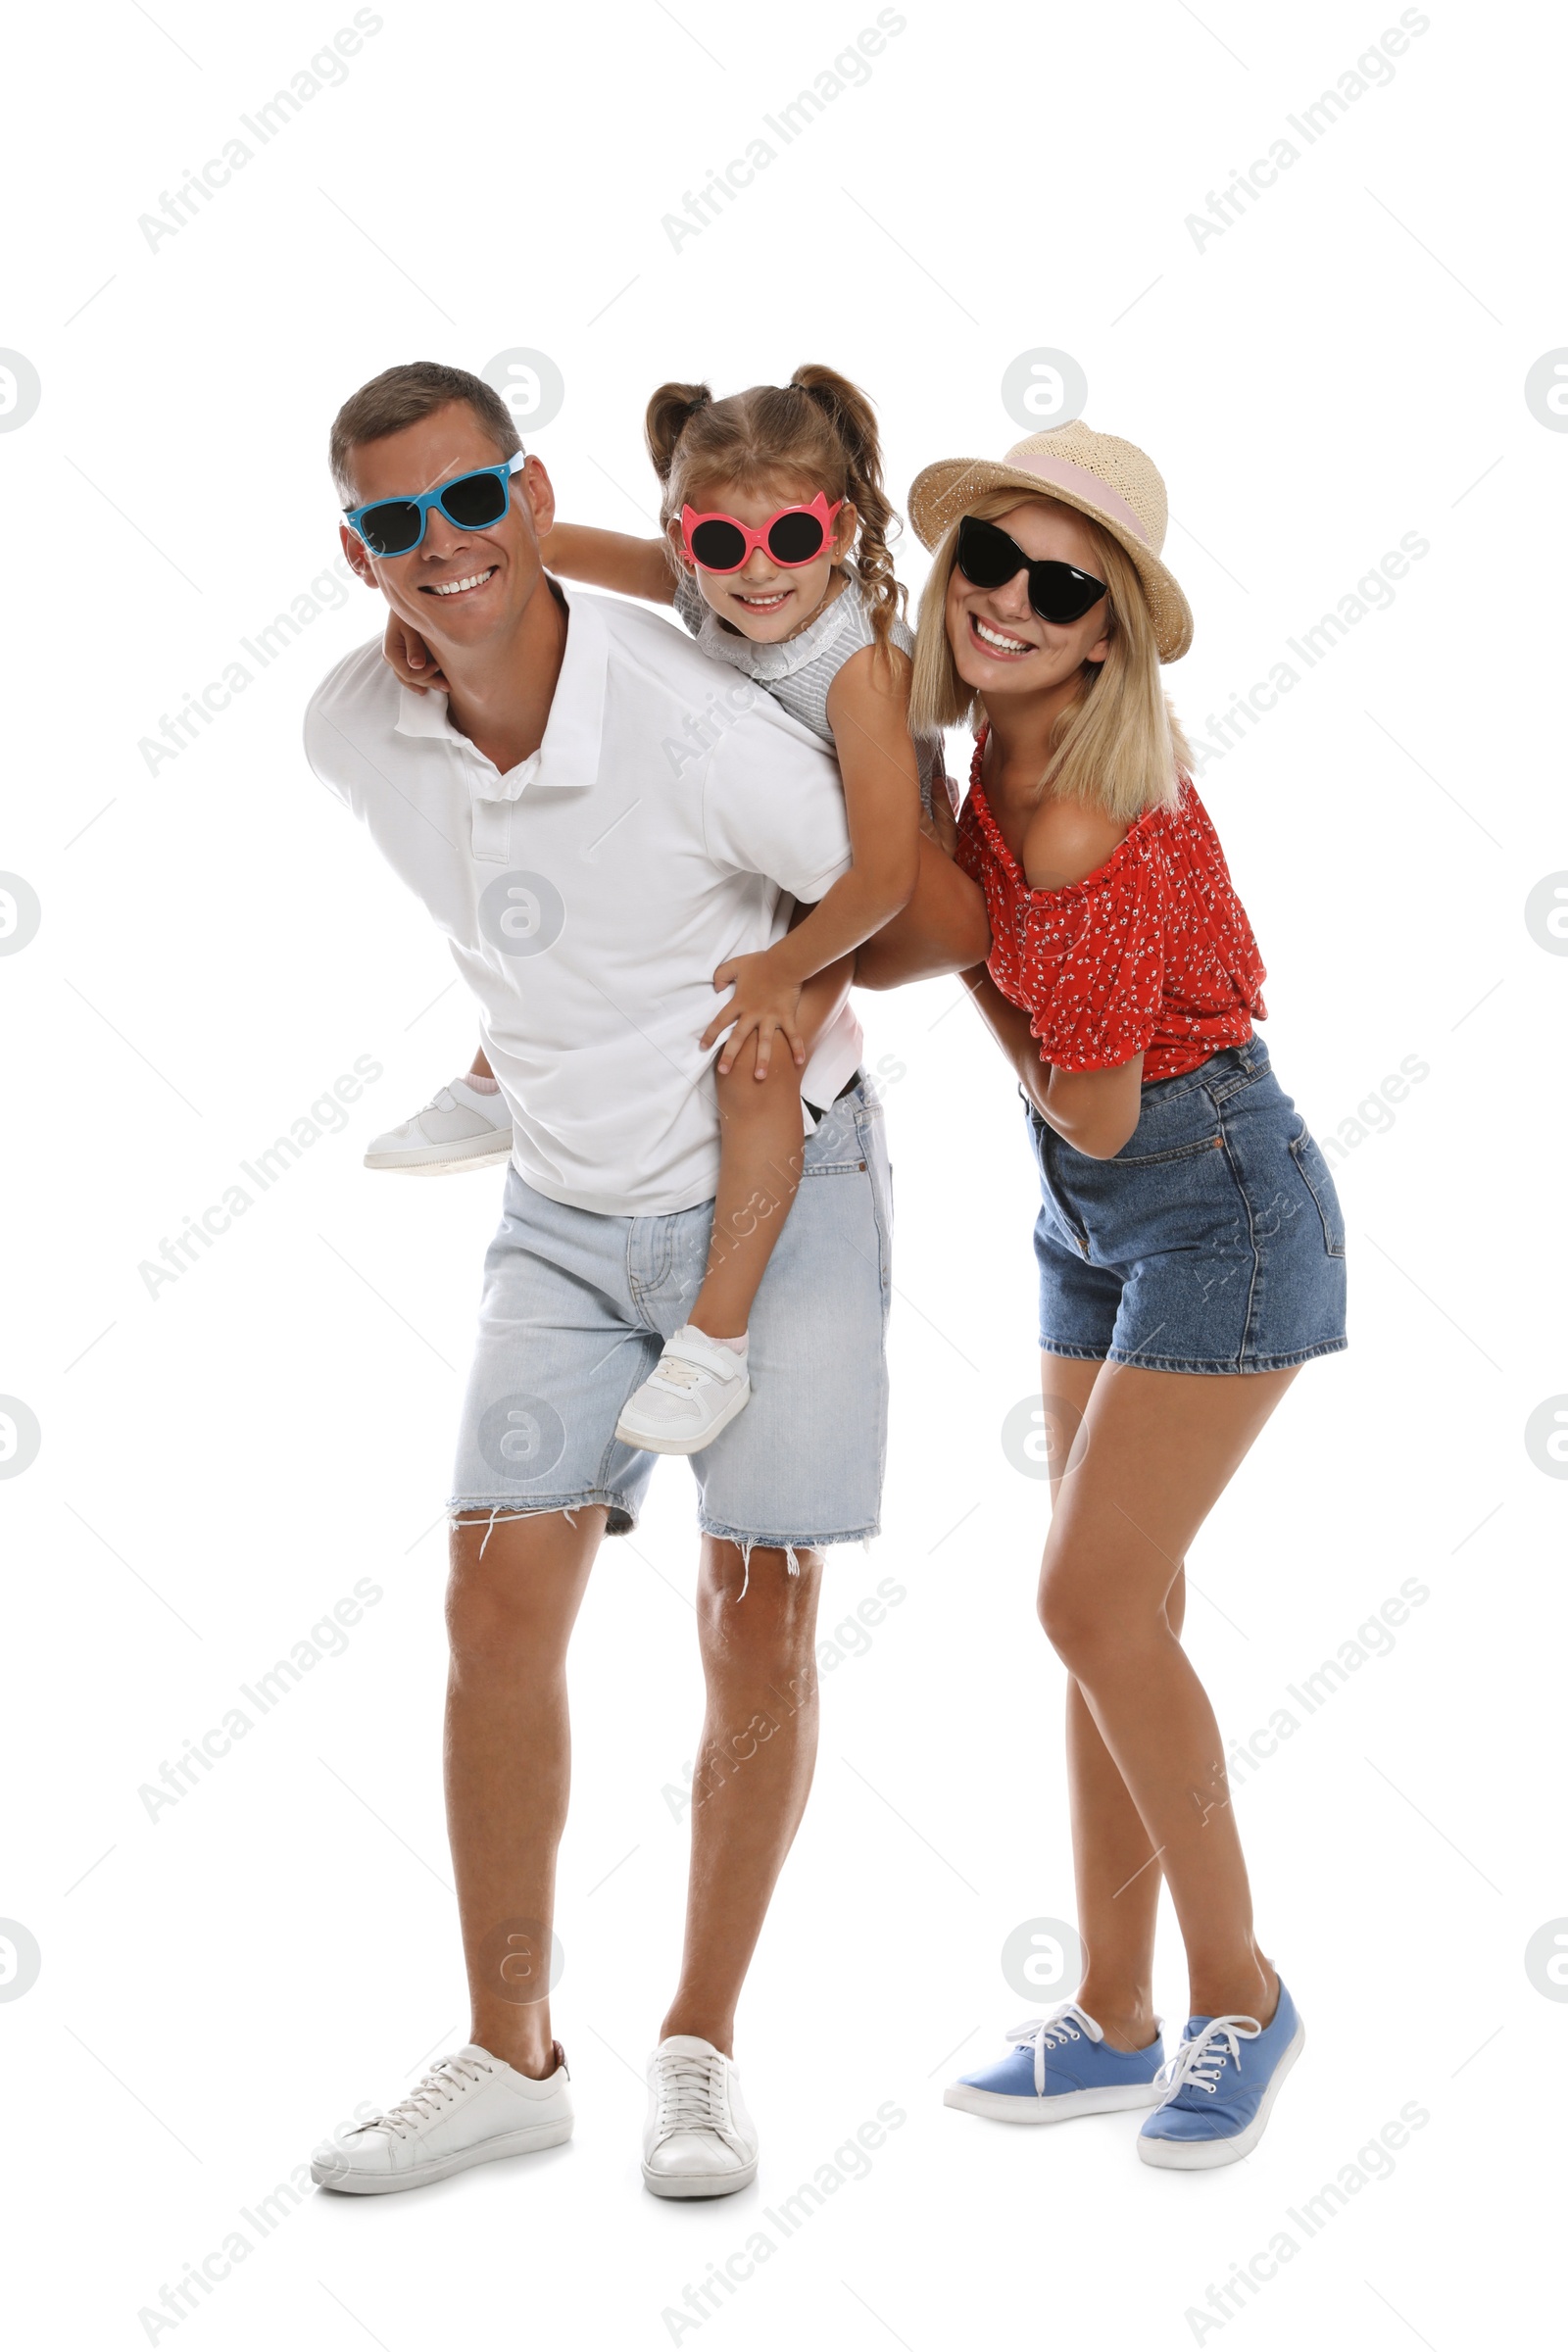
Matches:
[467,1045,495,1081]
[1038,1361,1298,2029]
[688,961,851,1341]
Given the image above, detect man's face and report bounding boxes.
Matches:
[338,400,555,656]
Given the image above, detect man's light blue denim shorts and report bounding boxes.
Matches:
[448,1077,892,1558]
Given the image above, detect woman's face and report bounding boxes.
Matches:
[945,499,1114,701]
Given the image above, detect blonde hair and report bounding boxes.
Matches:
[644,366,902,662]
[909,489,1191,823]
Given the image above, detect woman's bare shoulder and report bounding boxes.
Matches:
[1021,794,1131,892]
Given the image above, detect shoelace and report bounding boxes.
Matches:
[1154,2014,1260,2103]
[652,2049,737,2146]
[1003,2001,1102,2096]
[650,1347,738,1396]
[356,2051,494,2140]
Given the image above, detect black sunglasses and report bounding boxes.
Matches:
[956,514,1107,626]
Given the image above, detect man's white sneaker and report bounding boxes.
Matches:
[642,2034,759,2199]
[363,1077,513,1174]
[310,2042,571,2194]
[614,1327,751,1456]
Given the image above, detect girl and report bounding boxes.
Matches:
[379,367,943,1454]
[912,420,1346,2167]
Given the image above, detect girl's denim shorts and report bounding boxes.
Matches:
[1027,1036,1348,1375]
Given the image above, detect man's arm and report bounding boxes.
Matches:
[852,834,991,990]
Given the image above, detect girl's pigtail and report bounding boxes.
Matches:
[645,380,712,506]
[790,364,902,662]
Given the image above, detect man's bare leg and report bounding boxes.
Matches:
[444,1504,607,2074]
[660,1539,823,2055]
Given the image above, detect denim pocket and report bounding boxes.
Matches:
[1113,1132,1227,1169]
[802,1089,869,1176]
[1289,1125,1347,1258]
[1032,1117,1092,1256]
[853,1102,894,1324]
[1109,1078,1224,1167]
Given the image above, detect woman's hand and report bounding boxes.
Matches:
[700,948,807,1079]
[382,611,447,694]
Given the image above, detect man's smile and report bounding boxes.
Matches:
[421,564,500,599]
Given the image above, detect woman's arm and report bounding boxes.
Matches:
[853,832,991,989]
[538,521,675,605]
[963,966,1143,1159]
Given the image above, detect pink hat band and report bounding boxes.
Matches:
[1007,448,1152,546]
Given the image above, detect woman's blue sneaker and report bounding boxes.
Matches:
[1138,1979,1304,2169]
[944,2001,1165,2124]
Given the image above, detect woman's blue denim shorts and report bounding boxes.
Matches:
[1027,1036,1348,1375]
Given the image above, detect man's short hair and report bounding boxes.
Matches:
[328,362,521,501]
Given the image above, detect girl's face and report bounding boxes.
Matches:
[945,499,1113,702]
[670,477,858,644]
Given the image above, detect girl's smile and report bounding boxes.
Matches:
[675,477,858,646]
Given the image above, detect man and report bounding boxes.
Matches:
[304,362,985,2200]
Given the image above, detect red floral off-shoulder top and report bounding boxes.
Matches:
[955,733,1267,1082]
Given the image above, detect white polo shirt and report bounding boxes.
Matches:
[304,587,863,1215]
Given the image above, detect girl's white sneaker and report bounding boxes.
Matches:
[614,1327,751,1455]
[642,2034,759,2198]
[363,1077,513,1174]
[310,2042,571,2194]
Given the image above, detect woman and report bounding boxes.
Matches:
[910,421,1346,2168]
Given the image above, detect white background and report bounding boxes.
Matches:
[3,1,1564,2345]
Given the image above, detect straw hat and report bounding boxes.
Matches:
[907,420,1193,662]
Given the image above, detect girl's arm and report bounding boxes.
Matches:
[699,643,923,1076]
[538,521,675,606]
[962,965,1143,1159]
[383,520,674,691]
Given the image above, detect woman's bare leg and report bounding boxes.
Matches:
[1037,1354,1180,2053]
[1038,1361,1298,2027]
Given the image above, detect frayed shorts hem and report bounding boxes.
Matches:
[699,1517,878,1595]
[699,1516,879,1552]
[1039,1337,1348,1374]
[448,1490,641,1537]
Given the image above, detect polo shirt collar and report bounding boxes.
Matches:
[392,580,608,802]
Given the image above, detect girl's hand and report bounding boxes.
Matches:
[700,950,807,1078]
[382,611,447,694]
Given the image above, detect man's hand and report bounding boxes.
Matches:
[382,611,447,694]
[700,948,807,1078]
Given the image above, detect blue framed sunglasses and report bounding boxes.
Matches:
[342,449,527,558]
